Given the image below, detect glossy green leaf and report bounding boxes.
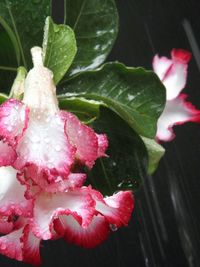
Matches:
[43,17,77,84]
[85,107,148,196]
[58,63,166,138]
[0,0,51,69]
[58,97,103,123]
[58,94,165,174]
[141,136,165,174]
[9,66,27,100]
[0,16,20,65]
[0,23,18,93]
[63,0,118,78]
[0,93,8,104]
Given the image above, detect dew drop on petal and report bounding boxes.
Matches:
[55,145,61,152]
[44,137,50,143]
[7,126,12,132]
[1,244,6,250]
[31,135,40,143]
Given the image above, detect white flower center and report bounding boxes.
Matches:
[23,46,59,115]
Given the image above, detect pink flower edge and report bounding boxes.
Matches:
[156,94,200,142]
[153,49,191,101]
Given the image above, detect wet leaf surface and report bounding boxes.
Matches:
[0,0,51,69]
[86,107,148,195]
[43,17,77,84]
[62,0,118,78]
[59,63,166,138]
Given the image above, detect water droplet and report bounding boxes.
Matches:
[7,126,12,132]
[109,224,118,232]
[18,210,22,216]
[1,244,6,250]
[31,135,40,143]
[45,117,50,123]
[55,145,61,152]
[44,137,50,143]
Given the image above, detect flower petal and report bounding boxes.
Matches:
[156,94,200,141]
[42,173,87,193]
[96,134,109,157]
[0,217,14,234]
[14,113,75,179]
[153,49,191,100]
[19,164,86,195]
[93,190,134,227]
[0,166,32,217]
[31,187,96,240]
[0,140,16,166]
[0,227,23,261]
[152,55,172,81]
[171,49,191,64]
[22,225,42,266]
[0,99,29,146]
[63,112,107,168]
[55,214,109,248]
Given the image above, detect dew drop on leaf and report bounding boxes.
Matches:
[109,224,118,232]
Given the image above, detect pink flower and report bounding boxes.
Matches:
[0,47,134,265]
[153,49,200,141]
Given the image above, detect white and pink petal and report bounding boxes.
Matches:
[0,216,14,234]
[31,187,96,240]
[19,165,86,195]
[96,134,109,157]
[43,173,87,193]
[14,113,75,180]
[152,55,172,81]
[92,189,134,227]
[156,94,200,142]
[0,226,24,261]
[22,225,42,266]
[54,214,109,248]
[0,140,16,167]
[0,99,29,146]
[153,49,191,101]
[0,166,33,217]
[63,112,108,168]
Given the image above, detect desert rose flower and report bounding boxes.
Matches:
[153,49,200,141]
[0,47,134,265]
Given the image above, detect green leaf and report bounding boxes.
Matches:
[85,107,148,196]
[0,93,8,104]
[141,136,165,174]
[58,95,165,174]
[63,0,118,78]
[43,17,77,84]
[0,23,18,93]
[58,63,166,138]
[0,16,20,65]
[0,0,52,69]
[9,66,27,100]
[58,97,103,123]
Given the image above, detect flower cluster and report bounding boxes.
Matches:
[0,47,134,265]
[153,48,200,142]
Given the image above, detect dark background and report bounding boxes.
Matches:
[1,0,200,266]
